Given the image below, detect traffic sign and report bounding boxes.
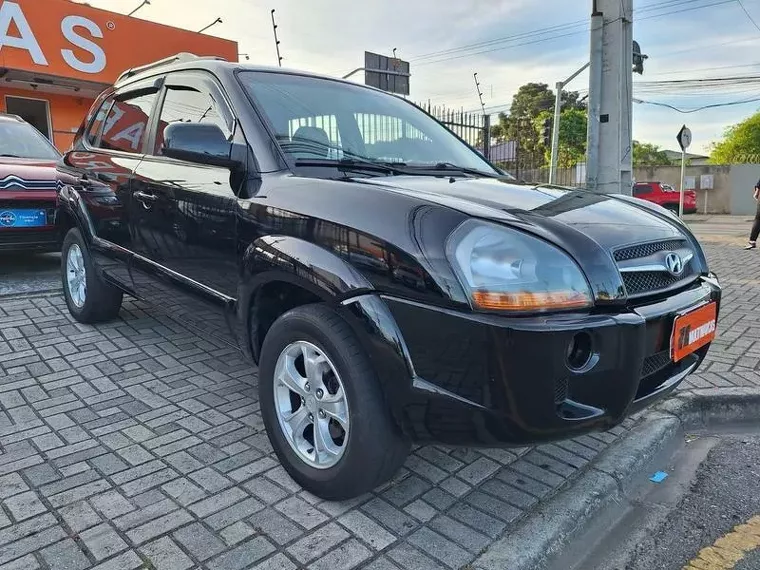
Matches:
[677,125,692,151]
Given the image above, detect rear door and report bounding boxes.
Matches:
[129,71,241,343]
[61,80,162,290]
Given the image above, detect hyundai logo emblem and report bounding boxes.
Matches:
[0,211,15,227]
[664,252,684,276]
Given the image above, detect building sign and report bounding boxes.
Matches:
[364,51,410,96]
[700,174,714,190]
[0,0,237,84]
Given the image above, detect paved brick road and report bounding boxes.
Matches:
[0,241,755,570]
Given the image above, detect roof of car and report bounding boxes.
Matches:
[114,53,375,92]
[0,113,25,123]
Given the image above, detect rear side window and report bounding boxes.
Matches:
[85,97,113,146]
[98,90,158,154]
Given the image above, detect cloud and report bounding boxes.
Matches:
[76,0,759,156]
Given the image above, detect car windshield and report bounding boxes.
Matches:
[0,121,60,160]
[238,71,503,176]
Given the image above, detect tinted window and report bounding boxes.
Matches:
[634,184,653,196]
[239,71,499,173]
[0,120,60,160]
[154,86,231,155]
[86,97,113,146]
[98,91,158,154]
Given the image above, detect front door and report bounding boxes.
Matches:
[129,72,241,345]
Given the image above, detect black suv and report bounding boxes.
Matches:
[56,53,721,500]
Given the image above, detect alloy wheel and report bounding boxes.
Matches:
[66,244,87,308]
[273,341,349,469]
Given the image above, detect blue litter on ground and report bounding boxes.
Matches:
[650,471,669,483]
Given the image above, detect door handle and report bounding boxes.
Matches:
[134,191,157,209]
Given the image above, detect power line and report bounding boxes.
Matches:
[408,0,741,67]
[634,94,760,112]
[737,0,760,33]
[409,0,694,63]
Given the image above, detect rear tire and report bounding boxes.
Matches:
[259,303,410,500]
[61,228,123,323]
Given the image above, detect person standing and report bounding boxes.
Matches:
[746,178,760,249]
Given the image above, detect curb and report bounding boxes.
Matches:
[471,387,760,570]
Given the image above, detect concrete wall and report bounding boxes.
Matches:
[633,165,732,214]
[729,165,760,215]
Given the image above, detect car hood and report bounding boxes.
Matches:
[0,158,58,191]
[361,176,682,251]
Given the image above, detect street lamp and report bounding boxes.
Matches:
[198,17,223,34]
[127,0,150,16]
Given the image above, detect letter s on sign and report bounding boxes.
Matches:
[61,16,106,74]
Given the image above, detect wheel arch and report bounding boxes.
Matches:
[238,236,375,364]
[56,184,95,245]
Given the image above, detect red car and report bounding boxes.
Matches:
[0,114,62,253]
[633,181,697,215]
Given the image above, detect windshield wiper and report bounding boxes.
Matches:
[294,158,405,176]
[426,162,505,179]
[0,154,21,158]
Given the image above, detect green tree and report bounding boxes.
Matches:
[490,83,586,169]
[632,141,671,166]
[539,109,588,167]
[710,111,760,164]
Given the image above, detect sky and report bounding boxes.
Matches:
[75,0,760,155]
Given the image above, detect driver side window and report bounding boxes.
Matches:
[153,84,231,156]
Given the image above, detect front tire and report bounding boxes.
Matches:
[259,303,409,500]
[61,228,123,323]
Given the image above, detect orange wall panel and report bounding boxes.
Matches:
[0,0,238,84]
[0,87,93,151]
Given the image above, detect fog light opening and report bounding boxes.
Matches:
[566,332,593,371]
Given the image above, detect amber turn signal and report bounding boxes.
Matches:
[471,290,591,312]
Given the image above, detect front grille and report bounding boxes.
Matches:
[641,350,671,378]
[614,239,698,297]
[623,268,691,296]
[614,239,688,262]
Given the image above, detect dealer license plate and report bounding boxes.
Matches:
[671,302,717,362]
[0,209,48,228]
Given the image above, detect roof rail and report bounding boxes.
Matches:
[116,52,227,83]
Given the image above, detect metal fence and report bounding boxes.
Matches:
[418,103,491,159]
[420,103,587,187]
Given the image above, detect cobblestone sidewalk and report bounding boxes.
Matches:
[0,242,754,570]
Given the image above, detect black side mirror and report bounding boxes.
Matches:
[162,122,244,169]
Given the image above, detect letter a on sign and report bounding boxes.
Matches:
[0,1,48,65]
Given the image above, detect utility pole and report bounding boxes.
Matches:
[549,62,589,185]
[586,0,633,195]
[271,9,283,67]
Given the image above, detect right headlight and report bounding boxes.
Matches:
[446,220,593,313]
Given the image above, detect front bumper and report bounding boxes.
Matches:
[342,276,721,446]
